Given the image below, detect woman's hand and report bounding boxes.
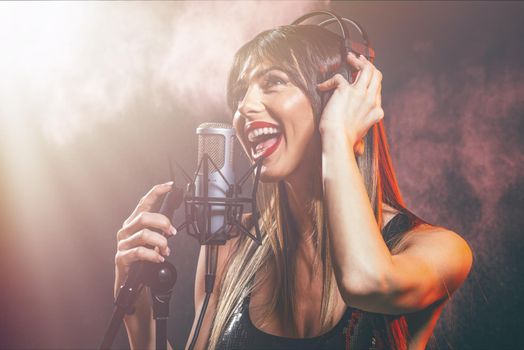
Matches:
[114,182,177,297]
[317,52,384,155]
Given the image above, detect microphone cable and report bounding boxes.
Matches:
[188,292,212,350]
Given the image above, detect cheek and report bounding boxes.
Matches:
[232,113,243,139]
[279,90,307,113]
[232,112,249,154]
[277,91,315,145]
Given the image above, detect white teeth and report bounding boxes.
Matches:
[247,126,280,142]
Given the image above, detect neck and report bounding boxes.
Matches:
[281,162,321,243]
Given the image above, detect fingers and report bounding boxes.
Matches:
[319,54,380,94]
[118,211,176,241]
[368,106,385,125]
[317,73,350,91]
[350,53,382,120]
[116,214,175,269]
[114,182,178,284]
[347,52,364,85]
[368,68,383,103]
[118,228,170,256]
[124,182,173,225]
[115,245,166,268]
[348,53,375,91]
[376,84,382,107]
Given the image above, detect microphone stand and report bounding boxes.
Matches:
[100,260,177,350]
[100,154,263,350]
[150,261,178,350]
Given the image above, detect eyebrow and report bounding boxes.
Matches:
[240,65,290,84]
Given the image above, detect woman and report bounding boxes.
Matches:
[114,24,472,349]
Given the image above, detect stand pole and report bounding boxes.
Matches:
[99,261,177,350]
[152,289,173,350]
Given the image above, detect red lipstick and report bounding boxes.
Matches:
[244,121,280,135]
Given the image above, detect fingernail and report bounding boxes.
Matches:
[166,247,171,256]
[164,181,174,186]
[359,54,366,60]
[348,52,356,58]
[169,226,177,236]
[159,256,165,262]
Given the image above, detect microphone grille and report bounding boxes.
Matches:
[196,122,235,172]
[198,122,233,129]
[198,134,225,170]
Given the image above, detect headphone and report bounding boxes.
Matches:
[291,11,375,84]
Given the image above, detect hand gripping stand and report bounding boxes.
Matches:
[100,156,262,350]
[100,183,181,350]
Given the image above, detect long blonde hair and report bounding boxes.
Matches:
[208,25,416,350]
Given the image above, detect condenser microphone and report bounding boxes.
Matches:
[182,121,264,349]
[195,122,236,244]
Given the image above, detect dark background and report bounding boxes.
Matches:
[0,2,523,349]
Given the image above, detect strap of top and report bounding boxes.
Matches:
[382,209,414,250]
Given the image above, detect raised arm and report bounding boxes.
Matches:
[318,53,472,314]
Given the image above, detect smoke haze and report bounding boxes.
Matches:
[1,2,523,349]
[0,1,326,145]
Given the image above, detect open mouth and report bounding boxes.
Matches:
[244,121,282,160]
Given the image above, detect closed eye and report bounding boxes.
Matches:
[262,72,289,90]
[231,68,290,108]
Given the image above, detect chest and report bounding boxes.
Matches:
[248,266,347,338]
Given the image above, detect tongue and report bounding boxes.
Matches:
[256,136,279,153]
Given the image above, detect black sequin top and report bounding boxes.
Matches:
[215,209,419,350]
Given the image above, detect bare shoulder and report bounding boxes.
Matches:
[400,223,473,291]
[403,223,471,253]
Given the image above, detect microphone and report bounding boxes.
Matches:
[174,122,264,350]
[195,122,236,245]
[175,120,262,246]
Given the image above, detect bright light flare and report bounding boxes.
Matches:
[0,2,95,144]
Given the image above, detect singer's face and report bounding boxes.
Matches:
[233,63,318,182]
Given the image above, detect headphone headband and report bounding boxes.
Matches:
[318,17,375,62]
[291,11,375,63]
[291,11,350,42]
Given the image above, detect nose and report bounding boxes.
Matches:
[237,84,264,117]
